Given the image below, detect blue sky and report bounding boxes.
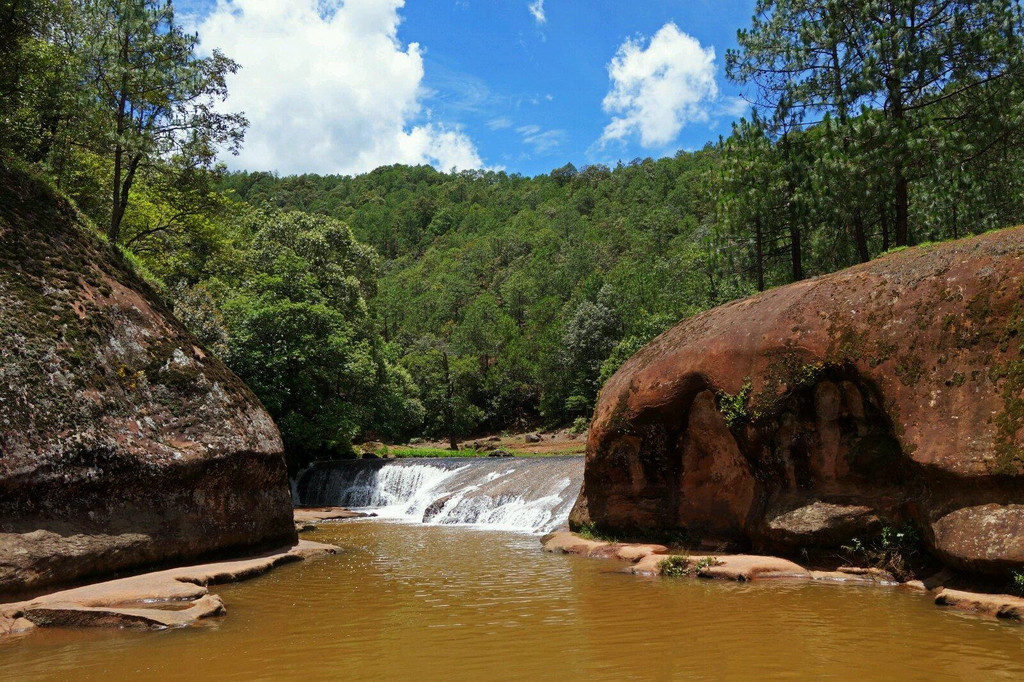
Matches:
[178,0,756,177]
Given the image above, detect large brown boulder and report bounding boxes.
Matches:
[0,163,296,599]
[572,227,1024,577]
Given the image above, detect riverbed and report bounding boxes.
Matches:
[3,519,1024,680]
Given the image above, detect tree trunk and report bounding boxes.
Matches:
[894,173,909,246]
[755,215,765,292]
[853,206,869,262]
[789,219,803,282]
[886,66,910,247]
[109,69,129,244]
[109,142,123,243]
[442,351,458,451]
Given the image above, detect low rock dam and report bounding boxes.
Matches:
[294,457,584,534]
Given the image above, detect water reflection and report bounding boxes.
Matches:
[2,521,1023,681]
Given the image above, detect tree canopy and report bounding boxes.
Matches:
[4,0,1024,466]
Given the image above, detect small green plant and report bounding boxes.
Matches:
[659,555,721,577]
[717,379,753,428]
[570,416,590,435]
[842,524,922,580]
[659,556,690,577]
[576,522,621,543]
[1012,571,1024,596]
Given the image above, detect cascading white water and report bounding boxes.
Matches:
[295,457,584,534]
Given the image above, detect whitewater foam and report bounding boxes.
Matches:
[295,457,583,534]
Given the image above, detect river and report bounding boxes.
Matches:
[2,458,1024,680]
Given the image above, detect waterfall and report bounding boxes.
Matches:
[295,457,584,534]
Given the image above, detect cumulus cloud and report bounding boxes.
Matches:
[195,0,484,175]
[528,0,546,24]
[599,23,720,149]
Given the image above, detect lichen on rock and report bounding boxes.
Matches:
[0,161,296,599]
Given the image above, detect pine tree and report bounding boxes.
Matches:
[79,0,247,243]
[728,0,1024,246]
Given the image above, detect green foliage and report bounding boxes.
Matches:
[659,556,690,577]
[570,417,590,436]
[378,447,484,458]
[6,1,1024,459]
[660,555,723,577]
[842,525,923,580]
[78,0,247,242]
[0,0,246,244]
[227,155,731,432]
[717,379,753,429]
[1013,571,1024,596]
[727,0,1024,250]
[576,522,620,543]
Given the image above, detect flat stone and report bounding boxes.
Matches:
[836,566,897,583]
[541,531,610,557]
[615,544,668,562]
[24,594,226,630]
[546,532,810,581]
[540,532,667,563]
[698,555,810,581]
[901,580,928,591]
[934,588,1024,621]
[0,614,36,636]
[810,568,897,585]
[628,554,667,576]
[293,507,367,524]
[1,541,337,637]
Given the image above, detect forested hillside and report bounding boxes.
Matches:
[4,0,1024,466]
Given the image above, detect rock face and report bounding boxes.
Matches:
[572,227,1024,577]
[0,163,296,599]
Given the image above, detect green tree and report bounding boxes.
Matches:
[0,0,77,160]
[78,0,246,243]
[728,0,1024,246]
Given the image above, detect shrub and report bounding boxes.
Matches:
[842,524,922,580]
[570,416,590,435]
[576,522,620,543]
[717,379,752,428]
[659,556,690,577]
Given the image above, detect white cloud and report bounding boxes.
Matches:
[528,0,546,24]
[517,125,565,154]
[599,23,720,149]
[195,0,484,175]
[717,95,750,119]
[487,116,513,130]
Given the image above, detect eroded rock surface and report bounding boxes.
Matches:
[572,227,1024,577]
[0,540,337,634]
[0,163,296,598]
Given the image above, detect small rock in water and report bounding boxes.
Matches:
[488,449,514,458]
[423,494,456,522]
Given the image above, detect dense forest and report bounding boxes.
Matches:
[4,0,1024,466]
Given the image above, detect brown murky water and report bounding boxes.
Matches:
[3,520,1024,681]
